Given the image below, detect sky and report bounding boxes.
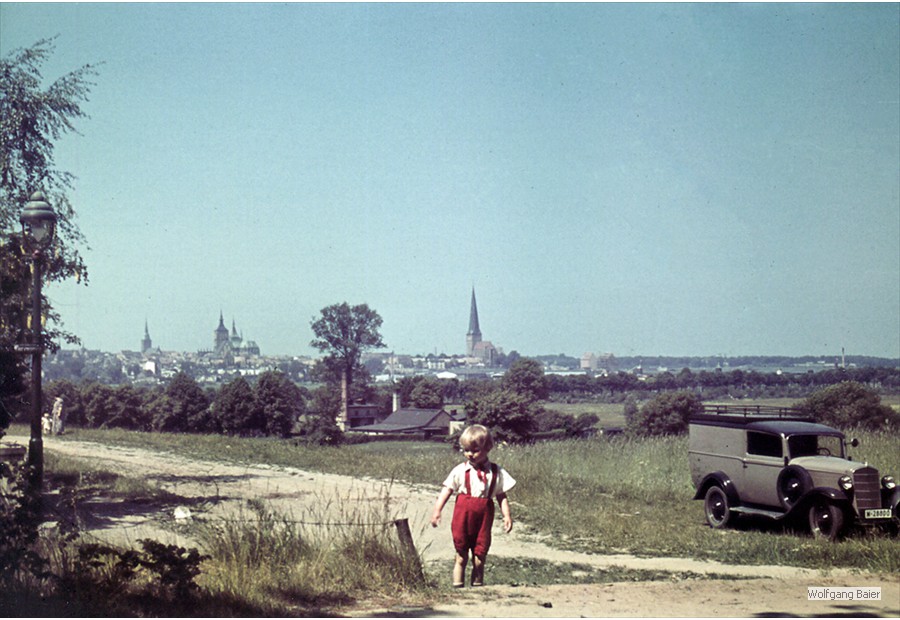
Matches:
[1,3,898,359]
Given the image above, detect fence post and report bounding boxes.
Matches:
[393,518,425,583]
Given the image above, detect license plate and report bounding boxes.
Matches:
[864,508,891,519]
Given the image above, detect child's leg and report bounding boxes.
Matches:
[453,551,468,587]
[471,554,486,585]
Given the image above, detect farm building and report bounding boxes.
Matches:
[350,408,457,438]
[345,402,388,429]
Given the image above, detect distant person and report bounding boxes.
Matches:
[51,397,65,435]
[430,424,515,587]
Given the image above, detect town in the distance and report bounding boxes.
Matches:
[43,288,897,388]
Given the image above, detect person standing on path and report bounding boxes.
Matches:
[431,424,516,587]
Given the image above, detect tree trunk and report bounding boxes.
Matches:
[339,369,349,431]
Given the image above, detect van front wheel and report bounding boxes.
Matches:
[808,501,844,541]
[704,485,732,529]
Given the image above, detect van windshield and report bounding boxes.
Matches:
[788,434,844,459]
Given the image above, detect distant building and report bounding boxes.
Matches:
[349,408,453,438]
[345,402,388,429]
[581,352,617,374]
[466,288,499,365]
[466,288,482,357]
[213,312,261,358]
[141,320,153,354]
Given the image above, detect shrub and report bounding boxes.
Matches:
[626,391,702,437]
[465,389,539,444]
[798,381,900,430]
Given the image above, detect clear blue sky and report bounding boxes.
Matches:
[2,3,898,359]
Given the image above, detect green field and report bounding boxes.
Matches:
[28,416,900,574]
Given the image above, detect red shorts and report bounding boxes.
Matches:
[451,493,494,557]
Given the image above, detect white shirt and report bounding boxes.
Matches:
[442,461,516,499]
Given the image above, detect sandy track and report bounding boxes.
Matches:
[11,434,899,617]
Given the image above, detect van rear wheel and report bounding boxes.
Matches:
[808,501,844,541]
[704,485,732,529]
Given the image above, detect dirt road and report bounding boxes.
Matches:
[12,435,899,617]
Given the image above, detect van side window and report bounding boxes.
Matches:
[747,431,782,457]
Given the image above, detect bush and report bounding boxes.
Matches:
[626,391,702,437]
[798,381,900,430]
[465,389,539,444]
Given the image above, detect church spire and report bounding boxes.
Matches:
[466,288,482,357]
[467,288,481,337]
[141,319,152,353]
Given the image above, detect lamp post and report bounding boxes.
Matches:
[19,191,57,493]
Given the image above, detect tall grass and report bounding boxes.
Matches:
[194,490,431,613]
[31,424,900,573]
[498,432,899,572]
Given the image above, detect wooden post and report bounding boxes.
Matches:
[393,518,424,583]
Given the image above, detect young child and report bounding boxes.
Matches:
[430,424,515,587]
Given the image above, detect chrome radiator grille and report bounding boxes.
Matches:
[853,467,881,510]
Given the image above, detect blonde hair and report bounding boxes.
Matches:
[460,424,493,452]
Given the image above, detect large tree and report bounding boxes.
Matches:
[1,38,97,421]
[213,376,263,437]
[310,302,384,427]
[501,357,549,401]
[255,370,305,438]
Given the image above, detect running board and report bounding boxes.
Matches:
[731,506,787,520]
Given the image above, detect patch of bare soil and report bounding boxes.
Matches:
[12,435,900,618]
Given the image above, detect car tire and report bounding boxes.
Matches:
[704,485,732,529]
[778,467,812,510]
[808,500,844,541]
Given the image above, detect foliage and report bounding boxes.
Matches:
[212,376,263,436]
[465,389,539,444]
[409,377,444,409]
[150,371,212,433]
[534,409,599,438]
[501,357,549,401]
[310,302,385,416]
[254,370,305,438]
[626,390,702,436]
[62,540,207,609]
[1,38,98,422]
[797,381,900,430]
[297,385,343,445]
[196,491,430,613]
[0,462,49,588]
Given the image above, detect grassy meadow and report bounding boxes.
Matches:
[27,415,900,574]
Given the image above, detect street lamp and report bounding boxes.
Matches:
[19,190,57,493]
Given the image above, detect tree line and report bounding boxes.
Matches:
[33,358,900,445]
[546,366,900,402]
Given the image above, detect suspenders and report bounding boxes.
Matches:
[463,463,499,498]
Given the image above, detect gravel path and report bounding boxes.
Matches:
[10,434,898,617]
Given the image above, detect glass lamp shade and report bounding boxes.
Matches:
[20,191,57,250]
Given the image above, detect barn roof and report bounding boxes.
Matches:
[351,408,449,433]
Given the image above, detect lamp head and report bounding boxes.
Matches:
[20,191,57,250]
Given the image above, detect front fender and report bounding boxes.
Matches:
[884,487,900,514]
[694,472,740,506]
[788,487,851,517]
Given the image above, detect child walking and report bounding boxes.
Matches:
[431,424,515,587]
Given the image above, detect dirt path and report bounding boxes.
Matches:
[13,435,900,618]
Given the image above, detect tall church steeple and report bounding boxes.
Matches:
[141,320,152,353]
[466,288,482,357]
[214,311,230,354]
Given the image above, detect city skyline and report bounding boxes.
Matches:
[2,4,898,359]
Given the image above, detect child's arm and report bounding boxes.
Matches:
[497,493,513,532]
[430,486,453,527]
